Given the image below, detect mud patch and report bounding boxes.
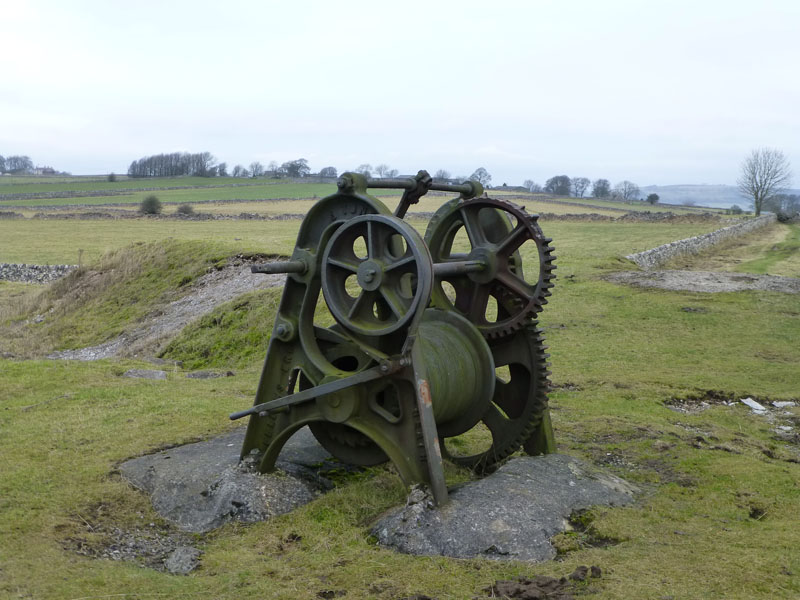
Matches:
[480,565,603,599]
[61,503,201,574]
[607,270,800,294]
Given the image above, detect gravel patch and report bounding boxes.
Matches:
[607,270,800,294]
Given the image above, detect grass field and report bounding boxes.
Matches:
[1,182,799,599]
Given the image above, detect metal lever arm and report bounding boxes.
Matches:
[229,360,402,421]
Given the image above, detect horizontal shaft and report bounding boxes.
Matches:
[251,260,306,274]
[433,260,485,277]
[366,177,481,197]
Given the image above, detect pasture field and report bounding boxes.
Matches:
[1,175,709,216]
[1,194,799,599]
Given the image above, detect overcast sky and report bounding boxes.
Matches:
[1,0,798,186]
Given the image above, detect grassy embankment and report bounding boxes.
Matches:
[0,192,798,598]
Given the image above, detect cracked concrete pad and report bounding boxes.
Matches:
[373,454,637,562]
[119,427,334,533]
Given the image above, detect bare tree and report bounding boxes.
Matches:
[544,175,571,196]
[267,160,279,177]
[385,168,398,178]
[470,167,492,186]
[523,179,542,193]
[374,164,390,178]
[572,177,590,198]
[434,169,450,181]
[614,180,640,201]
[737,148,792,216]
[592,178,611,198]
[355,164,372,177]
[249,162,264,177]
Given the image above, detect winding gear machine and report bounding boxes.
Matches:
[230,171,557,504]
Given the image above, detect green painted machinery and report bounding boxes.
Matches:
[230,171,556,504]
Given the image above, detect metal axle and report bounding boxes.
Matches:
[253,259,484,277]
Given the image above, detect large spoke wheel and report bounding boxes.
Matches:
[425,198,556,339]
[322,214,433,337]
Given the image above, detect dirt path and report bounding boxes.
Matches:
[48,264,285,361]
[607,270,800,293]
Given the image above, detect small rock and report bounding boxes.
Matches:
[124,369,167,380]
[772,401,795,409]
[740,398,766,413]
[776,426,793,433]
[164,545,201,575]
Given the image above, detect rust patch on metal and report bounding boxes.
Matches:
[418,379,432,407]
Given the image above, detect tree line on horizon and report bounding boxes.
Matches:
[125,152,495,187]
[522,175,658,204]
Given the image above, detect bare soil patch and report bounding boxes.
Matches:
[607,270,800,293]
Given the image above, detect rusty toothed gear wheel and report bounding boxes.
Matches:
[442,321,552,472]
[424,196,556,339]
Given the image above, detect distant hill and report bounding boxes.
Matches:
[640,184,800,210]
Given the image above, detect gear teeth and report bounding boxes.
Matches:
[427,195,556,341]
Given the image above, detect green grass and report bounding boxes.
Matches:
[160,287,283,370]
[1,214,799,598]
[736,223,800,276]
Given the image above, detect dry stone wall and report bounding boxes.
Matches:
[0,263,77,283]
[626,214,776,269]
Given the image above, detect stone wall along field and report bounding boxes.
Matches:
[0,263,78,283]
[626,215,776,269]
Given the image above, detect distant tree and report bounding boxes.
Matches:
[374,164,391,178]
[434,169,451,181]
[126,151,217,177]
[681,199,696,206]
[737,147,792,216]
[107,173,117,182]
[385,168,399,178]
[5,155,34,174]
[217,162,228,177]
[614,180,640,201]
[176,204,195,216]
[544,175,571,195]
[592,178,611,198]
[0,155,5,173]
[139,195,162,214]
[232,164,245,177]
[319,166,338,178]
[267,160,279,177]
[282,158,310,178]
[355,164,372,177]
[729,204,743,214]
[523,179,534,189]
[572,177,591,198]
[249,162,265,177]
[469,167,492,186]
[764,193,800,215]
[646,193,660,205]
